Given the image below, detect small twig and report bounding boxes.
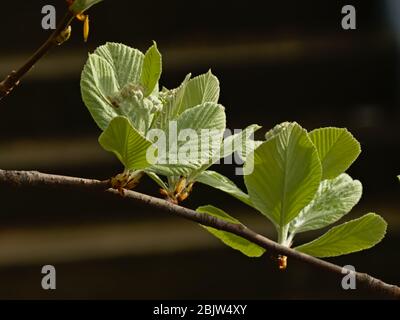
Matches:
[0,169,399,299]
[0,11,75,101]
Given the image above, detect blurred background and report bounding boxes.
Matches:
[0,0,399,299]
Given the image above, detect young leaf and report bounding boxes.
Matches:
[99,116,152,170]
[81,43,145,130]
[149,102,226,177]
[196,171,251,206]
[309,127,361,180]
[151,74,191,131]
[295,213,387,258]
[94,42,144,88]
[176,102,225,164]
[189,124,262,180]
[80,54,120,130]
[265,122,292,142]
[290,174,362,234]
[140,42,162,97]
[221,124,262,160]
[244,122,322,227]
[181,70,220,111]
[239,141,263,163]
[197,205,265,257]
[70,0,103,14]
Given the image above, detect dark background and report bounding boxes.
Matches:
[0,0,399,299]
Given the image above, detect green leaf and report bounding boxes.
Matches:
[239,141,263,163]
[196,171,251,206]
[295,213,387,258]
[244,122,322,227]
[80,53,119,131]
[99,116,152,170]
[309,127,361,180]
[221,124,262,160]
[151,74,191,131]
[181,70,220,111]
[290,174,362,234]
[140,42,162,97]
[197,205,265,257]
[265,122,292,142]
[149,102,226,176]
[189,124,262,180]
[70,0,103,14]
[93,42,144,89]
[81,43,145,130]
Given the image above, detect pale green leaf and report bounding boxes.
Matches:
[196,171,251,206]
[221,124,262,160]
[80,53,119,130]
[149,102,226,176]
[309,127,361,180]
[190,124,262,179]
[181,70,220,112]
[140,42,162,97]
[197,205,265,257]
[147,163,200,178]
[176,102,225,165]
[99,116,152,170]
[295,213,387,257]
[265,122,292,142]
[70,0,103,14]
[151,74,191,131]
[239,141,263,163]
[93,42,144,88]
[290,174,362,234]
[81,43,145,131]
[244,122,322,227]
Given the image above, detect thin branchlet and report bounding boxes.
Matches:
[0,169,399,299]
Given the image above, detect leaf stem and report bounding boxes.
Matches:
[278,224,290,246]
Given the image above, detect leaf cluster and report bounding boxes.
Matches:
[81,43,387,258]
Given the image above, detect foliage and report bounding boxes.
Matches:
[81,43,387,260]
[81,42,259,203]
[196,122,386,258]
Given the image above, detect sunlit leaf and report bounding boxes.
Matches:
[149,103,226,176]
[244,122,322,226]
[197,205,265,257]
[181,70,220,112]
[151,74,191,131]
[309,127,361,180]
[221,124,262,160]
[140,42,162,97]
[81,43,145,130]
[196,171,251,206]
[93,42,144,88]
[290,174,362,234]
[99,116,152,170]
[81,53,119,130]
[189,124,262,180]
[295,213,387,257]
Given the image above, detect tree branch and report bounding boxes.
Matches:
[0,11,75,101]
[0,169,399,299]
